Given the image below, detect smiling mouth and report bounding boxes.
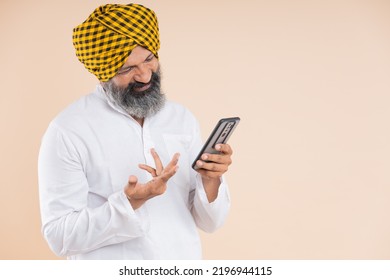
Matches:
[134,82,151,92]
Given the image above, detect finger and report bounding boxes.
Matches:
[160,165,179,182]
[128,175,138,185]
[151,148,164,175]
[215,143,233,155]
[196,160,228,173]
[164,153,180,171]
[138,164,157,177]
[125,175,138,194]
[126,176,153,200]
[200,153,232,165]
[156,153,180,182]
[197,168,222,180]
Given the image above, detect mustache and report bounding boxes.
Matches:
[125,71,160,92]
[102,67,165,119]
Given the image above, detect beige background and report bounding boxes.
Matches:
[0,0,389,259]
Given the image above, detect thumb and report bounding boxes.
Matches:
[126,175,138,190]
[128,175,138,184]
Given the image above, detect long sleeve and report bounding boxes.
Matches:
[38,89,229,259]
[38,122,148,257]
[188,120,231,233]
[191,174,231,232]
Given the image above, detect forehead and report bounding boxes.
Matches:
[122,46,152,67]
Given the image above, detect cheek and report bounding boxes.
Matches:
[112,76,132,88]
[151,59,159,72]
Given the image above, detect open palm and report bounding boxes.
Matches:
[124,149,180,209]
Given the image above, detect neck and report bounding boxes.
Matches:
[133,116,144,127]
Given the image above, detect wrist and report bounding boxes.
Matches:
[201,176,221,203]
[125,193,145,210]
[201,175,221,185]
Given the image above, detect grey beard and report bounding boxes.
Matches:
[102,69,165,119]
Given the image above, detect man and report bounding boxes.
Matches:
[38,3,233,260]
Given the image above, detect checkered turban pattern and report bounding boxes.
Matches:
[73,4,160,82]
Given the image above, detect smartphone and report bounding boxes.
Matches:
[192,117,240,170]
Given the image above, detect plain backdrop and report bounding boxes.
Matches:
[0,0,389,259]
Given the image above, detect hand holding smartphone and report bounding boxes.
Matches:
[192,117,240,170]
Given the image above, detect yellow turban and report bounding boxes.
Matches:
[73,4,160,82]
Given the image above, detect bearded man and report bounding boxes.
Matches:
[38,3,233,260]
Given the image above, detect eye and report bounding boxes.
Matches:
[117,66,134,75]
[145,55,154,62]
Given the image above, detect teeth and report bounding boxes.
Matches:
[136,83,151,91]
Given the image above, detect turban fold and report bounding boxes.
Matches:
[73,4,160,82]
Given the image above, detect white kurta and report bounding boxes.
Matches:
[38,85,230,259]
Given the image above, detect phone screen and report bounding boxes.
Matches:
[192,117,240,170]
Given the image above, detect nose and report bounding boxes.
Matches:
[133,64,151,84]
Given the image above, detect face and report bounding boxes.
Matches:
[111,46,159,87]
[102,46,165,119]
